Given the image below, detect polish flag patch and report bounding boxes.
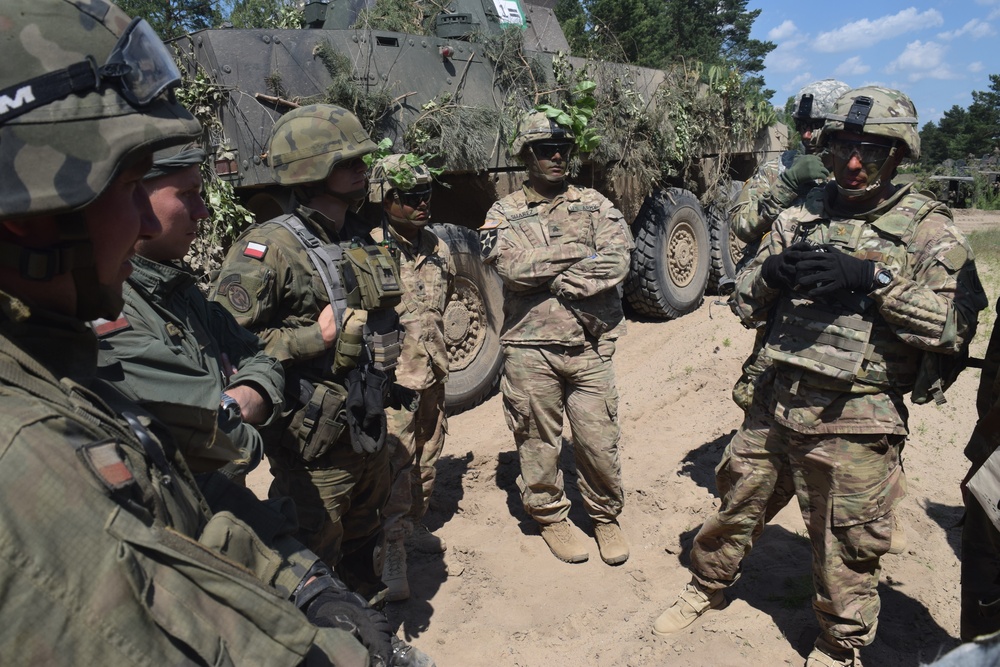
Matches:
[244,241,268,260]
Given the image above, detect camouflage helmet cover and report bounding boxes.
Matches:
[793,79,851,121]
[511,110,574,157]
[268,104,378,186]
[0,0,202,220]
[368,153,432,202]
[819,86,921,160]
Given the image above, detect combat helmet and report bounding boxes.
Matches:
[370,153,433,193]
[511,110,574,157]
[819,86,920,160]
[0,0,201,220]
[792,79,851,125]
[268,104,377,186]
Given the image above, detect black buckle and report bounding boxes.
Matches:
[844,96,873,134]
[20,247,60,281]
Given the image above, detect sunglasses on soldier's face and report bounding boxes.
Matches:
[334,156,368,171]
[827,139,895,166]
[397,186,433,207]
[531,141,574,160]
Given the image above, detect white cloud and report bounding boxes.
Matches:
[787,73,814,91]
[768,20,798,41]
[990,8,1000,20]
[814,8,945,52]
[937,19,995,40]
[763,46,808,73]
[969,61,985,73]
[834,57,871,76]
[886,40,946,73]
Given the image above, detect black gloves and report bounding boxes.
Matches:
[300,573,393,667]
[794,246,876,296]
[759,241,813,290]
[773,154,829,207]
[346,367,388,454]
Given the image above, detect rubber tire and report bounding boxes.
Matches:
[707,180,746,294]
[430,223,503,414]
[624,188,711,319]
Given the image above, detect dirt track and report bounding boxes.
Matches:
[249,208,1000,667]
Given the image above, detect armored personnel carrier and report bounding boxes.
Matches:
[175,0,785,412]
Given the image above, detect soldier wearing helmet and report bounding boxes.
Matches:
[0,1,401,664]
[656,87,987,666]
[368,154,455,601]
[210,104,405,603]
[480,109,635,565]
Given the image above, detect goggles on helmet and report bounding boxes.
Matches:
[396,186,433,207]
[531,141,574,160]
[827,139,895,167]
[0,18,181,125]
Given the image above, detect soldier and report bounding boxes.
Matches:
[961,289,1000,640]
[654,87,987,667]
[369,154,455,601]
[480,110,635,565]
[211,104,403,601]
[96,144,282,481]
[0,1,410,664]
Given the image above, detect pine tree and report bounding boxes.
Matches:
[116,0,219,40]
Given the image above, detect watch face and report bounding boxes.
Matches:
[876,270,892,287]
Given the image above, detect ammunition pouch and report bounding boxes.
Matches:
[345,366,389,455]
[764,297,875,387]
[341,244,403,312]
[293,381,349,462]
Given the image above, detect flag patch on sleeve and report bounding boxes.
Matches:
[81,440,134,491]
[244,242,268,260]
[91,316,131,338]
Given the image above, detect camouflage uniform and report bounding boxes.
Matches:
[96,255,284,478]
[371,224,455,538]
[212,204,391,596]
[705,181,984,652]
[961,301,1000,640]
[482,183,634,525]
[0,2,374,663]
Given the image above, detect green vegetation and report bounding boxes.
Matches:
[919,74,1000,166]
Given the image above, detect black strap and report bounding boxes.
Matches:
[0,59,98,124]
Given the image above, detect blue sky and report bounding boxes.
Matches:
[747,0,1000,126]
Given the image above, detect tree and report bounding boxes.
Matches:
[917,75,1000,165]
[116,0,219,40]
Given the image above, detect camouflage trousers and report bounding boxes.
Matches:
[383,381,448,540]
[961,482,1000,640]
[691,421,905,652]
[731,327,770,412]
[501,340,624,525]
[267,436,390,600]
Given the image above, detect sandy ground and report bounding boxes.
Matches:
[249,208,1000,667]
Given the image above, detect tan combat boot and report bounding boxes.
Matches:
[652,579,727,637]
[594,520,629,565]
[888,513,907,555]
[381,538,409,602]
[539,519,589,563]
[409,521,447,553]
[805,639,856,666]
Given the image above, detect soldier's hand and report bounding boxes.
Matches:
[774,155,828,206]
[794,247,876,296]
[306,586,393,667]
[389,636,437,667]
[318,304,339,346]
[759,241,813,290]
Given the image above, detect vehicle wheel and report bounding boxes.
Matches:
[431,223,504,414]
[707,180,746,294]
[624,188,710,319]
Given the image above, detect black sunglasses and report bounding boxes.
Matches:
[397,186,433,207]
[531,141,574,160]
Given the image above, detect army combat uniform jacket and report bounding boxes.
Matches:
[97,255,284,475]
[732,183,986,435]
[0,291,368,666]
[730,148,801,245]
[482,184,634,344]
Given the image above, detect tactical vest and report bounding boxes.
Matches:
[269,215,403,372]
[765,193,947,394]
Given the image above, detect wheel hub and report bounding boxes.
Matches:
[666,220,697,288]
[444,276,487,372]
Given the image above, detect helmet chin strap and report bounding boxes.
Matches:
[836,144,899,201]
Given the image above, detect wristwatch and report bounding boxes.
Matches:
[873,268,893,289]
[219,392,243,428]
